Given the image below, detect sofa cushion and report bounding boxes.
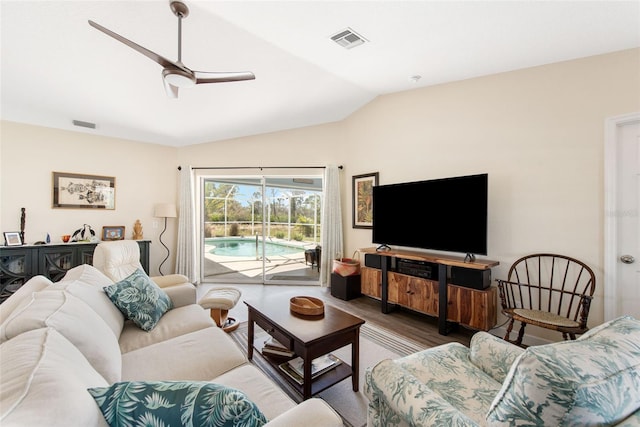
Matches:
[0,327,108,426]
[372,342,501,426]
[49,264,124,338]
[262,399,343,427]
[60,263,114,287]
[48,279,124,339]
[104,268,173,332]
[88,380,268,427]
[469,331,524,384]
[0,275,52,325]
[0,290,122,383]
[118,304,215,354]
[212,365,296,421]
[121,327,247,382]
[487,315,640,426]
[366,357,482,427]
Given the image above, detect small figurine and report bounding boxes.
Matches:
[71,224,95,242]
[20,208,26,244]
[132,220,143,240]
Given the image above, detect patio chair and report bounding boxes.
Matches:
[305,246,321,272]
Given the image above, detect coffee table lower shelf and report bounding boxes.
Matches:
[260,351,353,397]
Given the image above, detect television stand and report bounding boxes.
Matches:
[358,247,499,335]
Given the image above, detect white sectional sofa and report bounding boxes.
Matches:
[0,264,342,426]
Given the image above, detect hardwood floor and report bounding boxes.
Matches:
[200,283,474,349]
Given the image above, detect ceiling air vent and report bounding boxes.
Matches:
[72,120,96,129]
[330,28,367,49]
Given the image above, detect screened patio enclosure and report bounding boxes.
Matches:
[201,175,323,285]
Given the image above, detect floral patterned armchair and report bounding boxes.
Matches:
[364,315,640,426]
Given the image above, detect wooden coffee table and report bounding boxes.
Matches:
[244,295,365,400]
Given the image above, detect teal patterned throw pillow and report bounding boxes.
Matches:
[88,381,268,427]
[104,269,173,331]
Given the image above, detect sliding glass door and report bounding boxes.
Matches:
[200,174,322,285]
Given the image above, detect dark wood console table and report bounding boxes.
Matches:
[0,240,150,303]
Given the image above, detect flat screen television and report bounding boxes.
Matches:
[372,173,488,257]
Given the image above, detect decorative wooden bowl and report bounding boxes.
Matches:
[290,296,324,316]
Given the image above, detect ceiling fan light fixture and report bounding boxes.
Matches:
[163,68,196,88]
[90,1,254,97]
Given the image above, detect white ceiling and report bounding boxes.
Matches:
[2,1,639,147]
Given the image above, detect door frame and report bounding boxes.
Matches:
[604,111,640,321]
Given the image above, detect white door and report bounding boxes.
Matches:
[605,113,640,320]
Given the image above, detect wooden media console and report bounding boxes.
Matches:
[358,247,499,335]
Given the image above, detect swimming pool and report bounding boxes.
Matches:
[207,238,303,257]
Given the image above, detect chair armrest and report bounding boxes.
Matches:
[469,332,525,384]
[263,399,343,427]
[161,283,197,307]
[366,359,479,427]
[151,273,190,288]
[150,274,194,307]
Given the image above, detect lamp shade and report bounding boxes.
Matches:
[154,203,177,218]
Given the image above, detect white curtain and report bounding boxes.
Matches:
[176,166,197,283]
[320,165,343,287]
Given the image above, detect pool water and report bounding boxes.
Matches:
[207,238,303,257]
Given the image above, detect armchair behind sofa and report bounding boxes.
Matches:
[365,315,640,426]
[93,240,195,305]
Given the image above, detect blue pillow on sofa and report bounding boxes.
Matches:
[88,380,268,427]
[103,269,172,332]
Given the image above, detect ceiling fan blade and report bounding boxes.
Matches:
[163,76,179,98]
[88,20,183,71]
[193,70,255,84]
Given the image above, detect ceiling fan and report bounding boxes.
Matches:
[88,1,255,98]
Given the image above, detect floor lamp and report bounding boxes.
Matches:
[154,203,177,276]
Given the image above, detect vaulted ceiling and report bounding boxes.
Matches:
[1,1,638,147]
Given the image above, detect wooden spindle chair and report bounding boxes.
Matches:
[497,253,596,346]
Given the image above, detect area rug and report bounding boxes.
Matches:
[230,321,426,427]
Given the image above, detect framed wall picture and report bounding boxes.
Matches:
[52,172,115,209]
[3,231,22,246]
[352,172,379,229]
[102,226,125,241]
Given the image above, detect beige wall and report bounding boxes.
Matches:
[0,123,179,276]
[341,48,639,341]
[2,48,639,342]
